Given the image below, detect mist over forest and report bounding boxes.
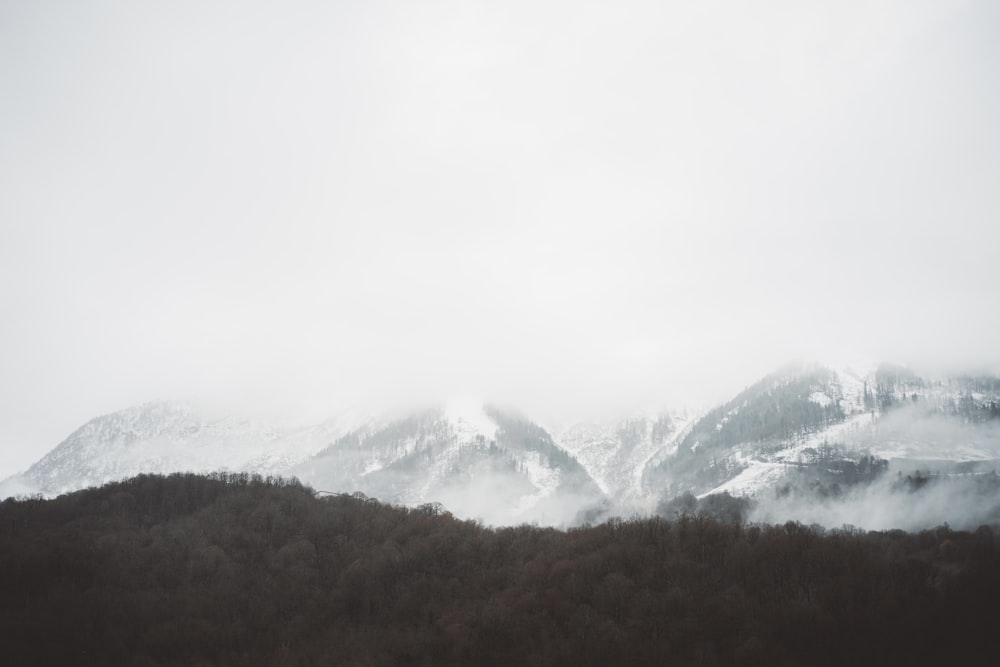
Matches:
[4,473,1000,666]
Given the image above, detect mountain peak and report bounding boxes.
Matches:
[442,397,497,445]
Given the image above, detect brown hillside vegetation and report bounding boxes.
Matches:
[1,473,998,666]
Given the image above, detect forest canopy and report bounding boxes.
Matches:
[2,473,999,666]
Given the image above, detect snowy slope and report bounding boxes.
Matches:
[6,398,604,526]
[5,363,997,525]
[10,402,368,497]
[291,400,606,526]
[689,364,1000,499]
[555,410,691,502]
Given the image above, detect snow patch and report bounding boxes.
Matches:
[700,459,788,499]
[444,397,497,445]
[809,391,833,408]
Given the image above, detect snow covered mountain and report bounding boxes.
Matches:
[292,399,607,526]
[645,363,1000,495]
[554,410,691,507]
[1,398,607,527]
[641,362,1000,528]
[3,363,998,529]
[2,402,366,498]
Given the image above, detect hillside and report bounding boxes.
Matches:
[642,364,1000,513]
[291,402,606,526]
[2,473,999,666]
[3,401,606,527]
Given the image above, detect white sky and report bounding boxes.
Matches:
[2,0,999,477]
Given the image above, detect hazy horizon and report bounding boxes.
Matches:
[2,0,999,478]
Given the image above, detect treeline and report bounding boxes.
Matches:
[2,473,1000,666]
[775,449,890,499]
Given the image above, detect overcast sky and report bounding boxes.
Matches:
[2,0,999,477]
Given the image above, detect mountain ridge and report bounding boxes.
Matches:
[4,361,1000,528]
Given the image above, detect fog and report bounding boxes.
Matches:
[749,409,1000,530]
[845,401,1000,461]
[2,1,999,478]
[750,466,1000,532]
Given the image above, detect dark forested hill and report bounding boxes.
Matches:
[2,473,999,666]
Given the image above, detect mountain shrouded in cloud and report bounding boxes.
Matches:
[6,362,1000,531]
[1,1,999,477]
